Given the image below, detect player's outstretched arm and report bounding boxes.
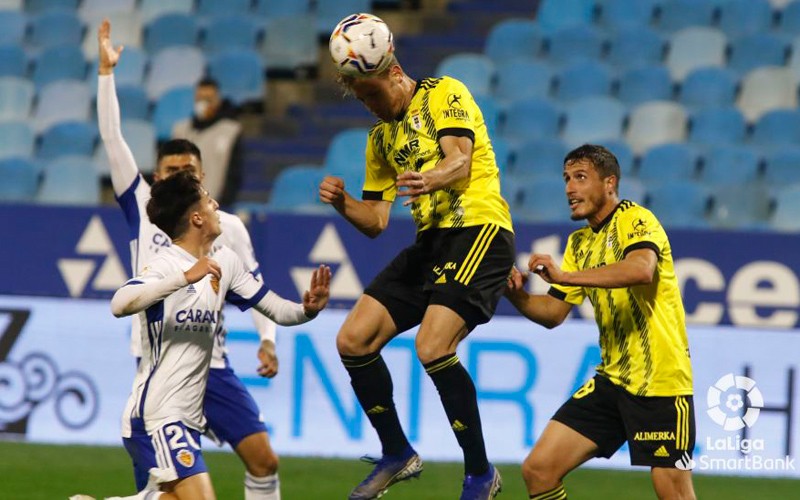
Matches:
[96,19,141,197]
[504,266,573,329]
[252,265,332,325]
[320,175,391,238]
[396,135,472,205]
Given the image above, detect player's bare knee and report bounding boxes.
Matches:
[336,328,370,355]
[246,450,279,477]
[521,455,559,490]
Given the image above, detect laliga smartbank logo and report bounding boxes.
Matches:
[679,373,795,472]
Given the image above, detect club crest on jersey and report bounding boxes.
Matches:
[410,111,421,130]
[210,276,219,294]
[176,449,195,468]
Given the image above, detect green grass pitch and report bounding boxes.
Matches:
[1,441,797,499]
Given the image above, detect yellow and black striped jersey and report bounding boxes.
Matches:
[362,76,513,233]
[550,201,693,397]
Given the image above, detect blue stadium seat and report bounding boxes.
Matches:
[31,45,87,89]
[619,177,646,204]
[728,33,789,75]
[152,86,193,140]
[435,53,495,97]
[143,13,199,54]
[637,143,699,183]
[0,121,35,160]
[139,0,194,25]
[544,25,606,64]
[266,164,327,213]
[324,128,369,174]
[699,144,761,186]
[197,0,250,16]
[0,76,34,120]
[201,14,261,54]
[0,45,27,78]
[25,0,79,12]
[0,10,26,45]
[494,59,553,103]
[679,67,739,109]
[261,15,317,73]
[37,155,100,205]
[605,26,665,69]
[596,0,657,30]
[115,84,150,121]
[37,121,97,160]
[254,0,312,18]
[28,9,84,49]
[603,138,635,177]
[762,147,800,186]
[688,106,747,145]
[625,101,688,154]
[769,184,800,231]
[513,176,572,223]
[207,49,264,105]
[536,0,595,33]
[484,19,541,63]
[616,65,674,105]
[738,66,797,122]
[0,157,39,202]
[315,0,371,37]
[708,184,771,229]
[94,119,157,174]
[778,0,800,36]
[491,136,512,174]
[500,97,562,142]
[750,109,800,147]
[665,27,727,80]
[512,138,568,179]
[718,0,774,38]
[0,0,22,7]
[562,96,627,147]
[33,80,91,133]
[653,0,716,33]
[146,46,205,100]
[79,0,136,17]
[474,94,500,138]
[553,59,613,102]
[644,180,710,228]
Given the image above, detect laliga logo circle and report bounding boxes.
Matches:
[706,373,764,431]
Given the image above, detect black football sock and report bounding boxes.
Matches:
[424,353,489,476]
[342,352,410,456]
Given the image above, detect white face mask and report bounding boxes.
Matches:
[194,100,209,119]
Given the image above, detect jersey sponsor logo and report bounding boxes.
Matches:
[394,138,420,166]
[175,309,219,324]
[628,217,651,239]
[654,445,670,457]
[442,107,470,120]
[58,215,127,297]
[447,93,463,108]
[633,431,676,441]
[291,223,363,300]
[187,284,196,294]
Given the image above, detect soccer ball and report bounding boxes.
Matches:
[329,13,395,77]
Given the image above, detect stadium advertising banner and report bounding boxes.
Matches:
[0,206,798,329]
[1,297,798,477]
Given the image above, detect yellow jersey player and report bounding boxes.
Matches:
[319,13,513,500]
[505,144,696,500]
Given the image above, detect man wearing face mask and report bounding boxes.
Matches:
[172,77,243,207]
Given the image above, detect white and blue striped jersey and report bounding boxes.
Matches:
[98,74,275,368]
[120,245,271,436]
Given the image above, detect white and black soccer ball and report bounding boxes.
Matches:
[329,13,395,77]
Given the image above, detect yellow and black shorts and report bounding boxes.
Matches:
[364,224,514,332]
[552,374,696,468]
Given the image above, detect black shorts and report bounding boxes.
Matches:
[552,374,695,468]
[364,224,515,332]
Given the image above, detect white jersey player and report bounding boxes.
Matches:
[97,20,284,499]
[111,171,330,499]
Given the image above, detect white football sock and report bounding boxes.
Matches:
[244,471,280,500]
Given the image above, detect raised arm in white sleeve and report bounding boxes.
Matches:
[97,73,142,196]
[111,272,188,318]
[253,290,313,326]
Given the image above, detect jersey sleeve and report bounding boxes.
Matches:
[223,248,270,311]
[111,260,185,317]
[362,126,397,202]
[429,77,477,143]
[548,233,587,305]
[616,205,666,258]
